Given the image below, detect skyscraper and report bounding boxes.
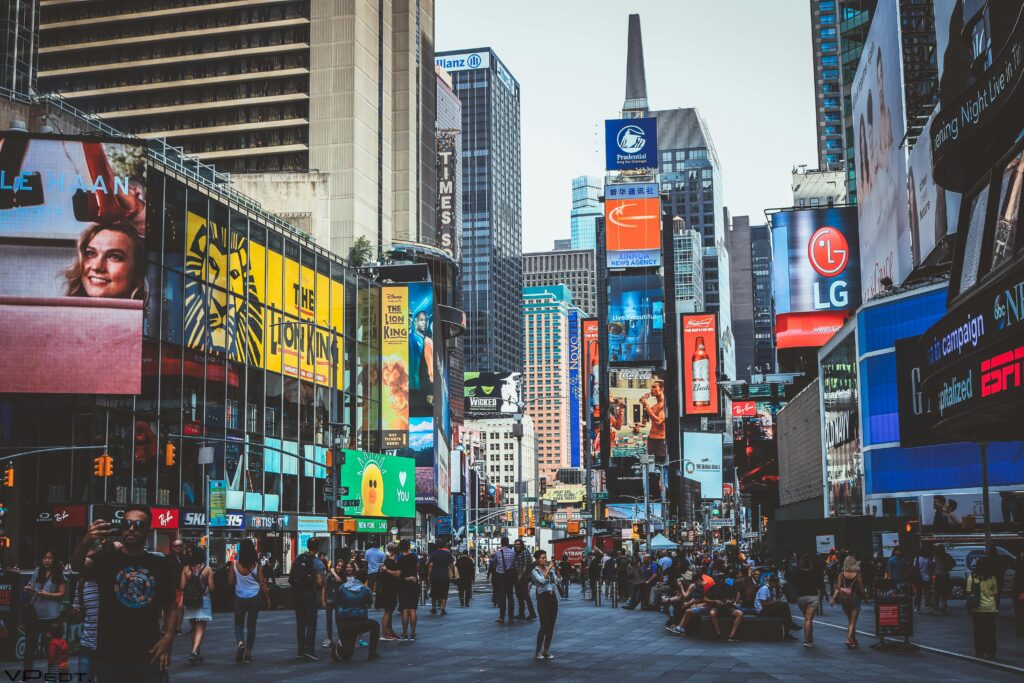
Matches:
[570,175,602,250]
[727,215,776,382]
[672,218,705,314]
[35,1,438,257]
[436,48,522,374]
[522,248,598,317]
[523,285,572,487]
[1,0,37,95]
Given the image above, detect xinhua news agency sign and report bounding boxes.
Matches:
[605,118,658,170]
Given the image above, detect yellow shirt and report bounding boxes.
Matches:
[966,574,998,613]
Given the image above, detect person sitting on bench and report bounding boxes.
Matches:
[709,572,744,642]
[754,574,799,640]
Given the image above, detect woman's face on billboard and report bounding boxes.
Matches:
[81,228,137,298]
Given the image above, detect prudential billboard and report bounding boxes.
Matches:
[605,118,658,170]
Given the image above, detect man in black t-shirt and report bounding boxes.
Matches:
[395,539,420,640]
[378,542,402,641]
[427,543,455,615]
[71,505,179,682]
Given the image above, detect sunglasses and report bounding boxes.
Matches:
[123,519,149,531]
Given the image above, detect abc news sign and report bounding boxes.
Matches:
[776,207,862,313]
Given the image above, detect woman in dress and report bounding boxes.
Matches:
[180,544,214,664]
[830,555,864,649]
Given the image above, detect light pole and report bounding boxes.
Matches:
[512,414,525,529]
[470,458,485,576]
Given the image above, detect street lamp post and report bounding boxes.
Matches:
[512,415,525,529]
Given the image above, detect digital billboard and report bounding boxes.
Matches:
[407,281,435,418]
[464,371,522,417]
[0,135,147,394]
[583,318,600,451]
[338,450,415,518]
[681,314,719,416]
[605,196,662,268]
[605,117,658,170]
[852,0,911,299]
[682,432,723,500]
[381,286,409,448]
[608,366,666,461]
[772,207,861,315]
[607,273,664,362]
[567,309,582,468]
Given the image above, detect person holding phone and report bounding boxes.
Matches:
[530,550,560,660]
[70,505,180,682]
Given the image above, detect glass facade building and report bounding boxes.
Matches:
[570,175,602,250]
[435,48,523,375]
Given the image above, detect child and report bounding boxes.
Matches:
[46,622,69,675]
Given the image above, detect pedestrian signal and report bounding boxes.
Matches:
[164,443,176,467]
[93,454,113,477]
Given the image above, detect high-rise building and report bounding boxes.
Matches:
[464,415,535,515]
[898,0,939,144]
[522,248,598,317]
[35,1,438,257]
[1,0,37,95]
[727,215,776,382]
[436,48,522,374]
[792,166,848,207]
[671,217,704,314]
[570,175,602,250]
[808,0,877,202]
[523,285,572,488]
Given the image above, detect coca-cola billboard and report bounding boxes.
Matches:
[681,314,719,416]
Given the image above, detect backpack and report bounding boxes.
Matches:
[289,553,314,591]
[183,566,205,608]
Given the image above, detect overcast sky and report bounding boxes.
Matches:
[436,0,819,252]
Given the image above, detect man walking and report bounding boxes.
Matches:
[512,539,537,620]
[70,505,180,682]
[492,537,517,623]
[455,551,475,607]
[427,540,455,615]
[289,537,325,660]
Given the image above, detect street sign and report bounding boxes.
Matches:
[523,496,537,503]
[594,491,609,500]
[578,512,593,519]
[339,499,361,508]
[742,532,760,540]
[709,519,731,528]
[354,517,388,533]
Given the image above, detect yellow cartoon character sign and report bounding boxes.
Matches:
[359,454,386,517]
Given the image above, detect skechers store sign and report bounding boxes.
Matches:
[605,118,658,170]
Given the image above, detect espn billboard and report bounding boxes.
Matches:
[680,313,719,416]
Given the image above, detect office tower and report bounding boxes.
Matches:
[522,248,598,317]
[792,166,848,207]
[570,175,602,250]
[35,1,437,257]
[672,218,705,314]
[1,0,38,95]
[809,0,876,202]
[463,415,535,514]
[523,286,572,487]
[727,215,776,382]
[436,48,522,374]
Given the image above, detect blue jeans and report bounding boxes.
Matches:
[294,591,318,655]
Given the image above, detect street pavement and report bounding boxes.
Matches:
[159,588,1020,682]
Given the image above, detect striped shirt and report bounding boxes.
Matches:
[72,579,101,650]
[492,547,516,575]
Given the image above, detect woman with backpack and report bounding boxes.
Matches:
[21,550,67,671]
[967,557,1000,659]
[228,539,270,664]
[829,555,864,649]
[180,544,214,664]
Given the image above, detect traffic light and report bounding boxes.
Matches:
[2,467,13,488]
[93,454,113,477]
[325,449,333,469]
[518,526,527,537]
[164,443,176,467]
[0,537,9,548]
[711,501,721,517]
[506,510,513,523]
[539,477,547,495]
[528,508,534,527]
[328,517,339,532]
[199,535,208,547]
[567,521,580,534]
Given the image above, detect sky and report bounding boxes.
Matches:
[435,0,819,252]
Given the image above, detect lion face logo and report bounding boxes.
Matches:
[184,213,264,365]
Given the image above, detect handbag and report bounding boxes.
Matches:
[966,576,982,611]
[837,575,853,604]
[448,562,459,581]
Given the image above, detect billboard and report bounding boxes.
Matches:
[407,281,435,418]
[681,313,719,416]
[605,196,662,268]
[607,273,665,362]
[852,0,911,300]
[682,432,724,500]
[381,286,410,448]
[0,135,147,394]
[608,366,666,461]
[338,450,415,518]
[605,182,659,201]
[435,51,490,72]
[907,111,961,267]
[920,492,1008,532]
[568,309,582,468]
[772,207,861,314]
[605,117,658,170]
[464,371,522,418]
[583,318,600,451]
[436,133,459,261]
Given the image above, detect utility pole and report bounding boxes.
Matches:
[513,415,525,529]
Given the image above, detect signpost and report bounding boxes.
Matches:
[872,579,917,651]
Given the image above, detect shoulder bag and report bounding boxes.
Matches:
[966,575,982,611]
[837,574,854,604]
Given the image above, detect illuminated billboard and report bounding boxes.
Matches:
[605,196,662,268]
[381,286,410,448]
[607,273,665,362]
[680,314,719,416]
[338,450,415,518]
[772,207,861,315]
[682,431,724,500]
[608,366,666,461]
[605,117,658,170]
[464,371,522,418]
[568,309,582,468]
[0,135,147,394]
[583,318,600,451]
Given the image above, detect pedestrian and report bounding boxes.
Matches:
[228,538,269,664]
[932,544,954,614]
[180,543,214,665]
[886,546,907,581]
[602,548,616,598]
[396,539,420,640]
[364,542,385,597]
[587,550,602,602]
[792,554,822,647]
[45,620,69,676]
[530,550,560,660]
[621,556,645,610]
[322,559,344,648]
[512,539,537,620]
[289,536,325,660]
[754,574,799,640]
[558,554,572,600]
[21,550,67,671]
[331,561,382,662]
[71,560,100,679]
[1013,547,1024,638]
[427,540,455,615]
[830,555,864,649]
[70,506,179,682]
[455,551,475,607]
[966,557,999,660]
[378,542,401,640]
[912,546,933,613]
[170,539,187,634]
[488,551,499,607]
[492,536,517,623]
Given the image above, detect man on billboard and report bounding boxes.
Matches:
[409,307,434,407]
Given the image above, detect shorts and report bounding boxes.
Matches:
[431,578,451,599]
[378,590,397,613]
[398,583,419,611]
[796,595,820,612]
[934,574,950,597]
